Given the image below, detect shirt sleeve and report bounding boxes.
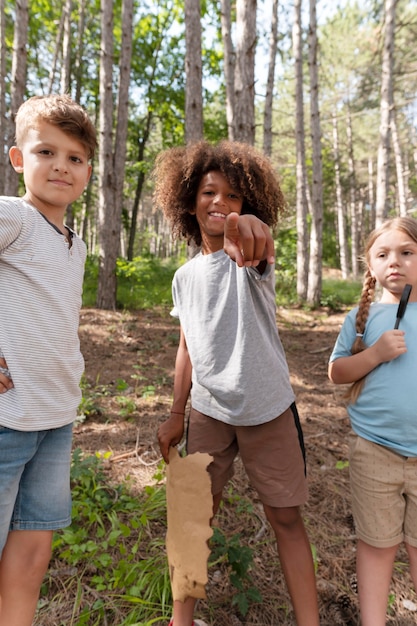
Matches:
[329,308,357,363]
[0,200,23,252]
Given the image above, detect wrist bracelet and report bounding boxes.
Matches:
[170,411,185,416]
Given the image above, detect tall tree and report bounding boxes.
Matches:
[332,109,350,279]
[293,0,309,301]
[96,0,133,310]
[263,0,278,157]
[220,0,235,140]
[375,0,397,225]
[346,103,359,278]
[60,0,73,94]
[233,0,256,143]
[96,0,116,309]
[307,0,323,307]
[6,0,28,196]
[184,0,203,143]
[391,107,408,216]
[0,0,7,194]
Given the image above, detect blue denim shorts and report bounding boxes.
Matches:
[0,423,73,556]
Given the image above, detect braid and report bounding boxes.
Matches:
[345,270,376,403]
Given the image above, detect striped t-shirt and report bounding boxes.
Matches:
[0,198,86,431]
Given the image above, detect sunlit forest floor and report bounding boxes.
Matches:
[35,306,417,625]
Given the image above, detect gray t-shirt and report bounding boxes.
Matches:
[172,249,295,426]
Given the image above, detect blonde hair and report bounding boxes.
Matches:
[15,94,97,160]
[346,216,417,403]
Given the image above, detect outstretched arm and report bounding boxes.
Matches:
[223,212,275,270]
[328,329,407,384]
[157,327,192,463]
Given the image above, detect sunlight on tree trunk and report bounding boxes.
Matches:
[293,0,309,301]
[0,0,7,195]
[6,0,28,196]
[185,0,203,143]
[375,0,397,225]
[97,0,117,310]
[391,107,408,216]
[307,0,323,307]
[332,110,349,280]
[233,0,256,144]
[263,0,278,157]
[221,0,235,141]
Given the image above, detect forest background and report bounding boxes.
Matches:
[2,0,417,624]
[2,0,417,310]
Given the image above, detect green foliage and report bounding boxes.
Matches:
[42,450,172,625]
[335,460,349,470]
[82,254,180,309]
[41,450,269,624]
[209,527,262,616]
[321,278,362,311]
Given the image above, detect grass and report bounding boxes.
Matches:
[36,451,266,625]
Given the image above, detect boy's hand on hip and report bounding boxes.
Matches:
[0,357,13,393]
[224,212,275,267]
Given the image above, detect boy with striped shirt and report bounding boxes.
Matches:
[0,94,96,626]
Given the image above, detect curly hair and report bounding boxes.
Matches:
[346,216,417,403]
[152,140,286,247]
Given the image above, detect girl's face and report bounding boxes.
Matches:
[368,228,417,302]
[191,170,243,253]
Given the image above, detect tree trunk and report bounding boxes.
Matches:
[293,0,308,301]
[114,0,133,238]
[60,0,73,94]
[74,0,86,104]
[233,0,256,144]
[96,0,116,310]
[127,112,152,261]
[47,11,64,94]
[263,0,278,157]
[0,0,7,194]
[332,110,349,279]
[391,107,408,216]
[375,0,397,225]
[6,0,28,196]
[220,0,235,141]
[346,104,359,278]
[307,0,323,307]
[184,0,203,143]
[368,156,375,230]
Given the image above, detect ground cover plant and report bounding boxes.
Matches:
[33,272,417,625]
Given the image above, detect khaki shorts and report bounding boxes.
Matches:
[187,403,308,508]
[349,434,417,548]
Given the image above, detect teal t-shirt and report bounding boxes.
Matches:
[330,302,417,457]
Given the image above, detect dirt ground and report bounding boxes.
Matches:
[71,305,417,626]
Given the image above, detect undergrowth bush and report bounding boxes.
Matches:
[82,251,361,311]
[82,254,182,309]
[38,450,263,625]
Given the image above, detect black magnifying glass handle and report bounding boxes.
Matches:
[394,284,412,329]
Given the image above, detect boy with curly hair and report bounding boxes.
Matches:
[155,140,319,626]
[0,94,96,626]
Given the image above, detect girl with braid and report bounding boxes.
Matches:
[329,216,417,626]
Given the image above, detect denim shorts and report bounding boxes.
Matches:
[0,423,73,556]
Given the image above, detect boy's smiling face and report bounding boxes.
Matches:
[9,121,92,223]
[191,170,243,253]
